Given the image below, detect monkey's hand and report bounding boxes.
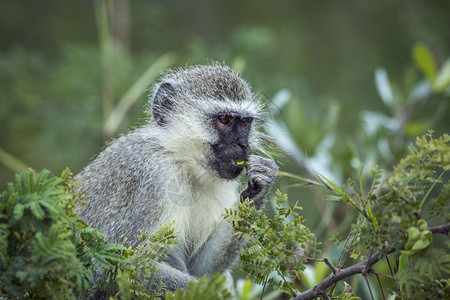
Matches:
[240,155,279,209]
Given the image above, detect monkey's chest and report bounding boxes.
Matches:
[160,179,239,256]
[174,203,225,254]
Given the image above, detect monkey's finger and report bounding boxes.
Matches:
[247,155,279,172]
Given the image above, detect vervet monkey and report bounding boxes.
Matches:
[76,64,278,291]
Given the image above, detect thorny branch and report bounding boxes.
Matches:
[291,223,450,300]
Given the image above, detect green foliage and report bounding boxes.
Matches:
[225,191,317,296]
[0,168,177,299]
[385,132,449,233]
[165,274,232,300]
[114,222,178,300]
[0,169,93,298]
[0,134,449,299]
[397,248,450,299]
[327,132,450,298]
[1,3,449,298]
[227,132,449,299]
[401,220,431,256]
[412,43,450,93]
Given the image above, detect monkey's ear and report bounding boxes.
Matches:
[152,82,176,126]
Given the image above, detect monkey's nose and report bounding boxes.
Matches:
[237,140,249,150]
[238,142,251,157]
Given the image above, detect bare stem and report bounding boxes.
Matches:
[374,272,386,300]
[323,258,338,275]
[363,274,374,300]
[260,276,268,300]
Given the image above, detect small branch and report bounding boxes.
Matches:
[260,276,268,300]
[428,223,450,235]
[318,290,330,300]
[372,271,394,280]
[292,249,388,300]
[276,268,297,295]
[291,223,450,300]
[385,256,394,278]
[363,274,374,300]
[323,258,338,275]
[374,272,386,300]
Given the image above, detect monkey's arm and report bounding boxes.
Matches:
[156,261,196,291]
[189,155,278,276]
[188,221,239,277]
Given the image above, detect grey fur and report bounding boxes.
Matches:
[75,64,278,293]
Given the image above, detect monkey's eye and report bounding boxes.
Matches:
[241,118,251,127]
[218,115,232,125]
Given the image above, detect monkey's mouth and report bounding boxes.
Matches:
[231,161,242,167]
[208,156,247,179]
[232,159,248,168]
[224,159,245,178]
[209,142,250,179]
[231,160,245,169]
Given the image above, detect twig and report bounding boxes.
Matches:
[384,256,397,285]
[385,256,394,278]
[318,290,330,300]
[291,222,450,300]
[291,249,389,300]
[276,268,297,295]
[363,249,375,300]
[374,272,386,300]
[428,223,450,235]
[330,234,353,296]
[260,276,268,300]
[323,258,338,275]
[341,237,355,268]
[363,274,374,300]
[336,234,352,266]
[372,271,394,280]
[330,235,355,296]
[364,248,374,274]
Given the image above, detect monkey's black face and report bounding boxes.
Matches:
[208,113,253,179]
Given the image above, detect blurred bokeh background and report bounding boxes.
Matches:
[1,0,449,297]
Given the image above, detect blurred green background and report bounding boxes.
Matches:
[0,0,449,296]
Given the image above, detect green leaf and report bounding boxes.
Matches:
[413,43,437,82]
[405,120,430,137]
[29,201,45,220]
[365,203,378,230]
[411,236,430,251]
[419,170,445,210]
[434,58,450,91]
[374,68,394,107]
[405,227,420,250]
[316,174,345,196]
[13,203,24,220]
[239,279,254,300]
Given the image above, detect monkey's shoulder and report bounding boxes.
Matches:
[76,128,165,210]
[82,128,162,174]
